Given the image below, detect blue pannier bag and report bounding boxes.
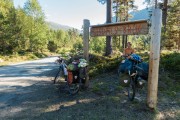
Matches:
[119,54,149,80]
[119,59,133,73]
[136,62,149,80]
[119,54,141,73]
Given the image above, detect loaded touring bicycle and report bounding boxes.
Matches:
[54,57,88,95]
[118,54,149,101]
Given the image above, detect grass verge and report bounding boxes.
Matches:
[0,52,56,66]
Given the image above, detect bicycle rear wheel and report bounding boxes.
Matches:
[54,69,64,84]
[67,82,80,95]
[128,77,136,101]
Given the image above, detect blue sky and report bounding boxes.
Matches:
[13,0,146,30]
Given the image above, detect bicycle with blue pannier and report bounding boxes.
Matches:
[118,54,149,101]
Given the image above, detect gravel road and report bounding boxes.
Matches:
[0,57,59,119]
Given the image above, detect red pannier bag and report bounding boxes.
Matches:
[67,71,73,84]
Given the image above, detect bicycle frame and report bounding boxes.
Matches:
[127,60,146,101]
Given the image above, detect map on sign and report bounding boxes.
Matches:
[90,20,149,37]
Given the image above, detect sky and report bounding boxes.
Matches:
[13,0,146,30]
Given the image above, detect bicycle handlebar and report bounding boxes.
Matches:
[121,55,143,63]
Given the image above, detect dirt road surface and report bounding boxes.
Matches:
[0,57,59,119]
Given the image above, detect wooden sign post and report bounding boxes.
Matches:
[91,20,149,36]
[147,8,162,109]
[83,19,90,87]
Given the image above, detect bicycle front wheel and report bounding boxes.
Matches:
[54,69,64,84]
[128,77,136,101]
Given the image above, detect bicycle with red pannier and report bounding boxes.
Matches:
[54,57,88,95]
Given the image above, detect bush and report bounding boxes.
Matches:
[90,37,105,54]
[34,53,48,58]
[160,52,180,71]
[89,53,121,78]
[27,54,38,60]
[73,42,83,51]
[48,41,58,52]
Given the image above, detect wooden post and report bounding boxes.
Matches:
[147,8,162,109]
[83,19,90,87]
[105,0,112,56]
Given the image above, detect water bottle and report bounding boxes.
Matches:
[64,67,68,76]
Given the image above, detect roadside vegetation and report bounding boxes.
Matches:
[0,52,54,66]
[0,0,82,65]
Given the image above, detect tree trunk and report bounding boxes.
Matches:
[115,0,118,22]
[83,19,90,88]
[162,0,168,32]
[155,0,158,8]
[2,39,6,54]
[119,36,121,48]
[122,35,125,49]
[105,0,112,56]
[178,33,180,50]
[125,35,128,48]
[122,0,128,49]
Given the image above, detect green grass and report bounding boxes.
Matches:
[0,52,53,66]
[160,52,180,71]
[158,70,180,101]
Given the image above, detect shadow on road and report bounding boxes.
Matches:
[0,62,58,78]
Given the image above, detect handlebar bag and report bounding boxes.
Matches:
[67,63,78,71]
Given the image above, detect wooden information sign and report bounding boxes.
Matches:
[90,20,148,37]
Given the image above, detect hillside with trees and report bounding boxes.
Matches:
[0,0,179,56]
[0,0,179,75]
[0,0,179,70]
[0,0,82,57]
[47,21,80,31]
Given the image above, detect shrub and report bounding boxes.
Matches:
[88,53,121,78]
[48,41,58,52]
[160,52,180,71]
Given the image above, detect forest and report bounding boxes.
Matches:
[0,0,179,68]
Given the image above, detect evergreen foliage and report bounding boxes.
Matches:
[0,0,179,56]
[0,0,82,55]
[163,0,180,50]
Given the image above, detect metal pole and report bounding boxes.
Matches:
[147,8,162,109]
